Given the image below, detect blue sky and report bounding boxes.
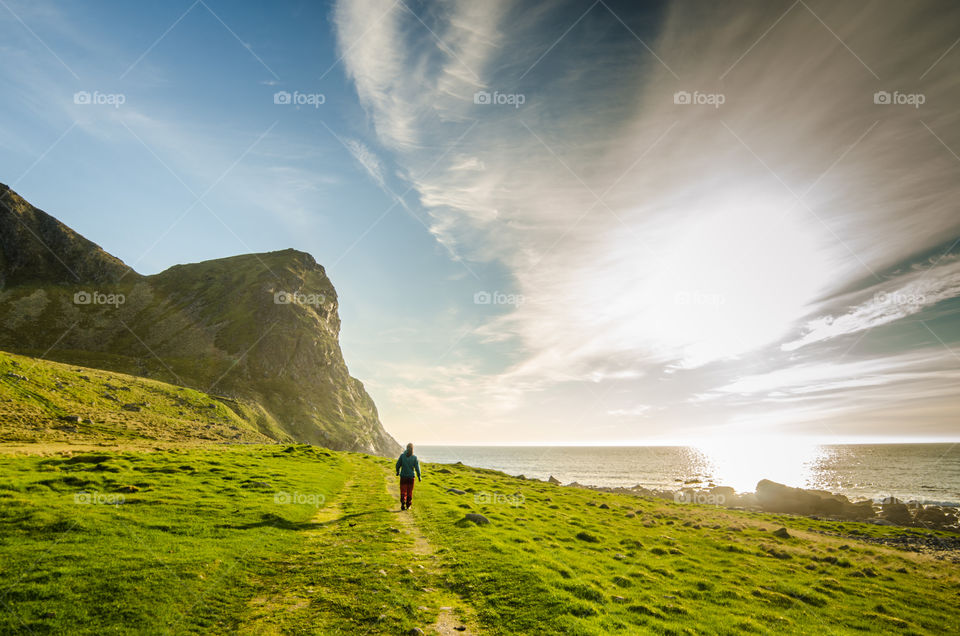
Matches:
[2,0,960,445]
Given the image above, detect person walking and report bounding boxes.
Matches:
[395,443,421,510]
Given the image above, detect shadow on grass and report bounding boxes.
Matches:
[218,509,390,531]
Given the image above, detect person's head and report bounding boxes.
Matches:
[405,442,413,456]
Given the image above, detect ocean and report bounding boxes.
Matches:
[417,443,960,506]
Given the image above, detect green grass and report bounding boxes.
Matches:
[411,464,960,635]
[0,350,284,445]
[0,445,347,634]
[241,454,469,635]
[0,446,958,635]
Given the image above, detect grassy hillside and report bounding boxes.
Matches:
[1,444,957,635]
[0,350,285,445]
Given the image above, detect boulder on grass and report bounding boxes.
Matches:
[457,513,490,527]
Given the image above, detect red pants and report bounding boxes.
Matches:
[399,477,415,506]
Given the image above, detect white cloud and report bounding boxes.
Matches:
[334,0,960,440]
[783,255,960,351]
[344,138,386,189]
[710,350,953,398]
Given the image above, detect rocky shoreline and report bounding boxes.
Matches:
[812,527,960,563]
[541,475,960,535]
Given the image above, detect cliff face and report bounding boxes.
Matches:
[0,184,400,456]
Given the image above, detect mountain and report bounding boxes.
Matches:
[0,183,400,456]
[0,184,130,288]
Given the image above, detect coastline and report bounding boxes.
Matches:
[446,464,960,559]
[419,443,960,507]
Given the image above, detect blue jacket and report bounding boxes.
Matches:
[396,452,421,479]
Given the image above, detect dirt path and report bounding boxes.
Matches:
[241,457,482,635]
[241,476,356,632]
[382,469,480,636]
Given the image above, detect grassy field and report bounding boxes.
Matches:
[1,444,958,635]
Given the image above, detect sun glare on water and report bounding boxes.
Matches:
[693,436,825,493]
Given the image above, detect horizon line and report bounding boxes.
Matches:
[414,438,960,448]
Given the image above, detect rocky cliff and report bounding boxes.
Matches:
[0,183,400,456]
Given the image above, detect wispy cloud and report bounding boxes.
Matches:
[709,350,957,399]
[343,137,386,189]
[783,255,960,351]
[6,0,959,444]
[335,0,960,441]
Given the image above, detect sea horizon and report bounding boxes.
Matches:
[418,442,960,506]
[417,439,960,447]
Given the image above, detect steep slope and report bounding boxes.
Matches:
[0,183,400,455]
[0,184,132,287]
[0,350,283,444]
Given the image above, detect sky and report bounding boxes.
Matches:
[2,0,959,445]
